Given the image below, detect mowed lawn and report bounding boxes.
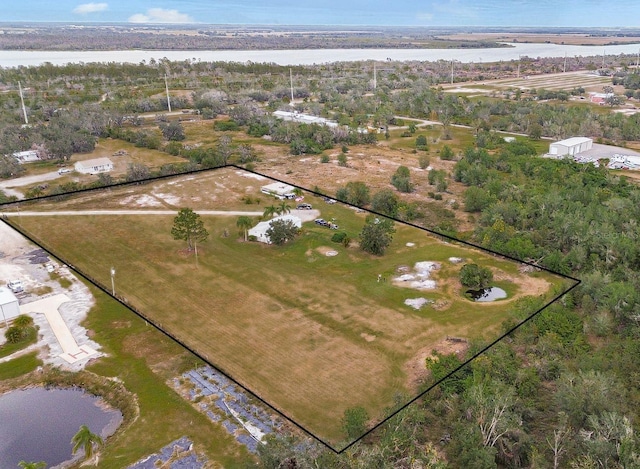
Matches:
[11,172,565,445]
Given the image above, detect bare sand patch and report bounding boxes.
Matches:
[404,337,470,391]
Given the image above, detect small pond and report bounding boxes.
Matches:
[466,287,508,302]
[0,387,122,468]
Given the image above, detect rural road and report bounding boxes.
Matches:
[0,170,63,200]
[1,208,321,222]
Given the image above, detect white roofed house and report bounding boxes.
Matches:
[74,157,114,175]
[549,137,593,157]
[248,215,302,244]
[0,287,20,324]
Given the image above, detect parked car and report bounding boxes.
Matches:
[323,197,337,204]
[57,168,72,175]
[7,280,24,293]
[297,203,312,210]
[45,263,55,273]
[314,218,328,226]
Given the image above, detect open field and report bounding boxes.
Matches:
[443,70,612,94]
[5,167,569,448]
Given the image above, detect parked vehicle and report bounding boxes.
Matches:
[7,280,24,293]
[297,203,312,210]
[58,168,72,175]
[314,218,328,226]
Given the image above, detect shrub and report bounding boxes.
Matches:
[331,232,348,243]
[459,263,493,289]
[214,120,240,131]
[320,154,330,163]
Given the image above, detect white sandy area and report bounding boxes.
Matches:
[237,171,266,180]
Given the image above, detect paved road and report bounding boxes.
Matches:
[0,170,63,200]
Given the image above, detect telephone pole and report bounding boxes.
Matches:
[164,74,171,112]
[18,81,28,125]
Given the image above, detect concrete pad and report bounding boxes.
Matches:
[20,293,98,364]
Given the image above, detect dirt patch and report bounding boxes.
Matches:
[316,246,338,256]
[404,337,470,392]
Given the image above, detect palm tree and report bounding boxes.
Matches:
[13,314,34,329]
[18,462,47,469]
[263,205,278,219]
[236,215,253,241]
[71,425,103,461]
[292,188,303,197]
[277,201,292,216]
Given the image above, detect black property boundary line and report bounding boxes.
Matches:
[0,165,580,454]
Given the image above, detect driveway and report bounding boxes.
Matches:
[0,171,62,199]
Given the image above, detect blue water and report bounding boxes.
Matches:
[0,387,122,468]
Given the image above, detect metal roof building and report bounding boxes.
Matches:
[549,137,593,157]
[0,286,20,324]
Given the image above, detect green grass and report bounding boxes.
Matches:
[0,326,38,359]
[11,167,567,446]
[82,285,252,467]
[0,352,42,380]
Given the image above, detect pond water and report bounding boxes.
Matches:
[0,387,122,468]
[466,287,508,302]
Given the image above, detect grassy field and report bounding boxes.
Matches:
[10,167,567,447]
[82,285,252,467]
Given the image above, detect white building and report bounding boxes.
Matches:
[11,150,39,164]
[273,110,339,128]
[0,287,20,323]
[74,157,114,175]
[261,182,296,199]
[248,215,302,244]
[549,137,593,157]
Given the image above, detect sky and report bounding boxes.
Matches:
[2,0,639,27]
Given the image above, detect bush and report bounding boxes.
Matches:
[440,145,454,160]
[320,154,330,163]
[337,153,348,167]
[214,120,240,131]
[5,326,26,344]
[331,232,348,243]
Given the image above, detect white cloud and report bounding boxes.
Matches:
[128,8,194,24]
[73,3,108,14]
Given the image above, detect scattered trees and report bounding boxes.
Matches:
[266,219,299,246]
[459,263,493,289]
[71,425,103,461]
[236,215,253,241]
[359,217,395,256]
[171,208,209,251]
[391,165,412,193]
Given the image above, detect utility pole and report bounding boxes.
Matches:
[164,74,171,112]
[564,52,567,73]
[18,81,28,125]
[110,267,116,296]
[636,48,639,72]
[289,68,295,106]
[602,49,606,69]
[451,60,454,85]
[373,63,377,90]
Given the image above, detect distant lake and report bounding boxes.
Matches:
[1,42,639,67]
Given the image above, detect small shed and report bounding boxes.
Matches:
[248,215,302,244]
[549,137,593,157]
[74,157,114,175]
[0,287,20,323]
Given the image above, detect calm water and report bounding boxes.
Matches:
[466,287,508,302]
[0,387,122,468]
[0,42,639,67]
